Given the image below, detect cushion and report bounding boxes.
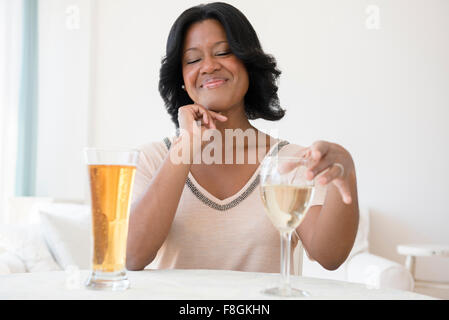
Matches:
[346,252,414,291]
[349,206,370,258]
[38,203,92,270]
[302,206,370,280]
[7,197,54,224]
[0,251,27,274]
[0,262,10,275]
[302,255,348,281]
[0,224,61,272]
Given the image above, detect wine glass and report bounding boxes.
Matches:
[259,156,315,297]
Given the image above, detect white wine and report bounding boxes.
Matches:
[261,184,315,232]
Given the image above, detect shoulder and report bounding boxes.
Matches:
[137,139,171,158]
[135,137,174,170]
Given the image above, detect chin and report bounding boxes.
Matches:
[206,105,229,113]
[197,98,231,112]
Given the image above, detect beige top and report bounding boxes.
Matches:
[131,137,327,274]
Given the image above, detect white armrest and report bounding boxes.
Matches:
[346,252,414,291]
[0,252,27,274]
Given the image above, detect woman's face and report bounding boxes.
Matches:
[182,19,249,113]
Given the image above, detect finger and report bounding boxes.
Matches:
[207,116,217,129]
[306,154,336,180]
[194,104,227,122]
[178,105,214,132]
[277,148,312,173]
[191,104,207,117]
[299,148,312,160]
[178,107,198,128]
[199,110,217,130]
[193,105,217,126]
[277,158,305,174]
[209,111,228,122]
[190,104,201,115]
[332,179,352,204]
[192,106,211,126]
[205,111,219,129]
[316,163,344,185]
[310,141,330,162]
[187,105,203,122]
[276,147,313,174]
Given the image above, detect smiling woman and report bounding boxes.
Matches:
[127,3,305,274]
[158,2,285,128]
[126,2,359,279]
[181,19,250,114]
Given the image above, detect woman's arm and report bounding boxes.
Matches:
[126,142,191,270]
[126,104,227,270]
[296,142,359,270]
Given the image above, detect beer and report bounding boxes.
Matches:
[88,164,136,273]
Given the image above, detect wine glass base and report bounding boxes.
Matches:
[85,270,130,291]
[262,286,310,298]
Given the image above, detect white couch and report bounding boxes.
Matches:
[0,197,414,291]
[297,207,414,291]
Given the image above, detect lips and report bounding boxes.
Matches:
[200,77,228,89]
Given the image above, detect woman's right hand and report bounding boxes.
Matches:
[176,104,227,159]
[178,104,227,133]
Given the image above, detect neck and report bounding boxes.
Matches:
[215,104,254,134]
[212,104,268,159]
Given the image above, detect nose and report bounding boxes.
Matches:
[200,55,221,74]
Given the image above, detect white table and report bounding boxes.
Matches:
[397,243,449,290]
[0,269,435,300]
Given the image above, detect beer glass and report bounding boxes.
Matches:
[84,148,140,291]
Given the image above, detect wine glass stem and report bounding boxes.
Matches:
[280,230,292,292]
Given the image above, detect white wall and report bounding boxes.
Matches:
[0,0,22,223]
[37,0,92,201]
[38,0,449,287]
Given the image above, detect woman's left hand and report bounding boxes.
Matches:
[298,141,355,204]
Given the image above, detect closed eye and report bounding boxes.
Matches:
[185,51,231,64]
[186,59,201,65]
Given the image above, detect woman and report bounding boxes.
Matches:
[126,2,359,273]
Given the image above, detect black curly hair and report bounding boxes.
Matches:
[159,2,285,128]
